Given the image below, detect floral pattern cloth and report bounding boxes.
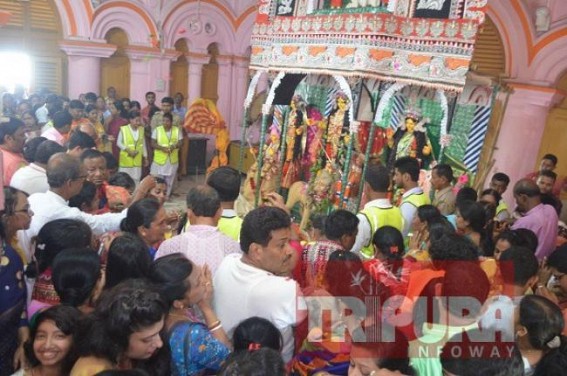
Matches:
[169,321,229,376]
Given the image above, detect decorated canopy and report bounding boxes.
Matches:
[251,0,489,92]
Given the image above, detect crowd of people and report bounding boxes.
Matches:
[1,89,567,376]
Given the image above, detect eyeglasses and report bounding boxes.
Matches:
[15,208,33,215]
[73,175,88,181]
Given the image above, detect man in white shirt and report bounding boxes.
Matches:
[213,206,306,362]
[11,140,64,195]
[19,153,154,257]
[35,94,59,126]
[156,185,241,273]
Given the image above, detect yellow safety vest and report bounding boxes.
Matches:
[218,216,243,242]
[402,191,430,208]
[153,126,180,165]
[359,206,404,259]
[496,200,509,216]
[119,125,144,168]
[183,215,242,241]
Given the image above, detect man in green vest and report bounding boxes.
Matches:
[352,164,404,259]
[489,172,511,221]
[117,110,147,184]
[206,166,243,241]
[150,113,182,197]
[393,156,430,237]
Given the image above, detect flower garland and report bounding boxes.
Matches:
[374,82,408,127]
[436,89,449,155]
[264,71,286,115]
[243,71,263,109]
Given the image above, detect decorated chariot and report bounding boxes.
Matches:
[236,0,494,232]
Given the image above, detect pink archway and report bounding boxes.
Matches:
[163,2,237,54]
[91,4,156,45]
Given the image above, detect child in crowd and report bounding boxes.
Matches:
[147,177,167,205]
[302,210,359,289]
[364,225,416,299]
[108,172,136,195]
[146,177,179,239]
[68,181,99,214]
[430,163,456,215]
[117,110,147,185]
[150,113,182,197]
[232,317,283,352]
[102,151,119,178]
[218,348,286,376]
[104,171,134,212]
[206,166,243,241]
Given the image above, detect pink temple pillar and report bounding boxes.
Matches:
[59,41,117,98]
[488,84,563,204]
[216,55,233,130]
[187,54,209,106]
[230,57,251,140]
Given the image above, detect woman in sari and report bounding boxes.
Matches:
[0,187,33,376]
[105,101,129,159]
[85,104,109,152]
[149,253,231,375]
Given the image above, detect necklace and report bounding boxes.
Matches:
[168,312,190,321]
[168,308,199,322]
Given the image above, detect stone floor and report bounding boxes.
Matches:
[163,173,207,212]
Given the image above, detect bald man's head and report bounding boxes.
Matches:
[78,122,98,141]
[513,178,541,212]
[513,179,540,197]
[47,152,82,188]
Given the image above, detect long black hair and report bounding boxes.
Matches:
[148,253,193,307]
[120,198,161,234]
[52,247,101,307]
[105,233,152,290]
[233,317,283,352]
[457,200,492,256]
[519,295,567,376]
[34,219,93,275]
[75,279,170,375]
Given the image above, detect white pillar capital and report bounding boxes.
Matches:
[216,55,233,66]
[187,52,210,66]
[59,40,116,58]
[123,46,162,61]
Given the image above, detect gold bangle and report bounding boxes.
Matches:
[207,320,220,330]
[210,323,223,332]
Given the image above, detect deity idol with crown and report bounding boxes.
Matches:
[385,108,433,169]
[282,95,308,189]
[325,92,350,168]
